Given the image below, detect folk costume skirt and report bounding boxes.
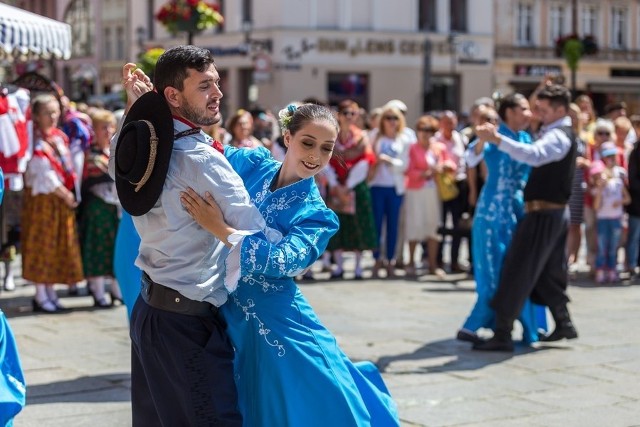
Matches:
[327,182,377,251]
[80,196,119,277]
[21,189,83,284]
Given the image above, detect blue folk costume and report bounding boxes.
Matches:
[0,167,25,426]
[113,211,142,320]
[222,146,399,427]
[462,124,544,343]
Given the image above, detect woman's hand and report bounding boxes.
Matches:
[54,185,77,209]
[122,63,154,113]
[180,187,236,247]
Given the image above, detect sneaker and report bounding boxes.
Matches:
[607,269,619,283]
[595,269,606,284]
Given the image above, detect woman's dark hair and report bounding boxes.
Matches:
[497,93,526,121]
[278,103,338,135]
[154,45,216,94]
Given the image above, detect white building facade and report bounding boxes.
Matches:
[495,0,640,114]
[140,0,494,122]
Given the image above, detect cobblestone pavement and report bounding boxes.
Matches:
[1,259,639,427]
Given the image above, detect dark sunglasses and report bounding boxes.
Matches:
[417,127,437,133]
[383,116,399,121]
[596,130,611,136]
[340,110,357,116]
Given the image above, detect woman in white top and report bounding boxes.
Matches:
[368,106,410,278]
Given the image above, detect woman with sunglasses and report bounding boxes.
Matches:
[404,115,451,277]
[457,94,541,345]
[325,99,377,279]
[368,106,410,278]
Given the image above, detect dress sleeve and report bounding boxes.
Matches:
[239,204,338,279]
[224,145,272,179]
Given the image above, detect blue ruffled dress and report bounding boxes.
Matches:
[223,147,399,427]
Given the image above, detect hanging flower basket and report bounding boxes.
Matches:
[156,0,224,35]
[554,34,599,58]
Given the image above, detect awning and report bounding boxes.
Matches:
[0,3,72,60]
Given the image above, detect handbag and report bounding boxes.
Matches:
[435,172,459,202]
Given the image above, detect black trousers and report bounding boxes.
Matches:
[130,295,242,427]
[438,179,469,267]
[491,208,570,321]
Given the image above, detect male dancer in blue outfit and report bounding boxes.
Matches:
[472,84,579,352]
[111,46,270,426]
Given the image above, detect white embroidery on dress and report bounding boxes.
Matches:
[237,180,328,356]
[232,295,286,356]
[253,179,271,205]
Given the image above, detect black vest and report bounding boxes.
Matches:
[523,125,577,204]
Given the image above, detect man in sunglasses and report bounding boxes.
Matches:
[472,84,579,352]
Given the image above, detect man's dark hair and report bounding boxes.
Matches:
[537,84,570,110]
[154,45,215,95]
[497,93,526,121]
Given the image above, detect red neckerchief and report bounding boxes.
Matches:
[172,115,199,129]
[172,115,224,154]
[32,128,77,191]
[212,140,224,154]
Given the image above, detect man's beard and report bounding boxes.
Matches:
[180,100,219,127]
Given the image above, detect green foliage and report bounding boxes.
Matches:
[136,47,165,78]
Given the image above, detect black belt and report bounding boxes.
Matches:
[141,273,218,317]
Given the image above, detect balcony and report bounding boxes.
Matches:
[496,45,640,62]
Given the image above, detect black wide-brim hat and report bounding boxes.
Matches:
[115,91,173,216]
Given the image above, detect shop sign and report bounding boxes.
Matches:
[514,64,562,77]
[282,37,484,61]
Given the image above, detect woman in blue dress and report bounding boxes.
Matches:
[0,169,26,426]
[456,94,541,345]
[181,103,399,427]
[113,210,142,320]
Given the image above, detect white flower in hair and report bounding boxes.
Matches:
[279,103,297,129]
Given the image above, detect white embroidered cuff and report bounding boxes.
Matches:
[223,226,283,293]
[223,229,257,293]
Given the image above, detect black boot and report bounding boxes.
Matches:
[473,316,514,352]
[542,304,578,342]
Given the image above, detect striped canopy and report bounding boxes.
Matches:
[0,3,71,60]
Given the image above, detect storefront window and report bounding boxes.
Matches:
[423,75,459,113]
[327,73,368,110]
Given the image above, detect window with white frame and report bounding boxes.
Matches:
[581,4,598,37]
[103,27,112,60]
[549,4,566,44]
[610,6,626,49]
[516,2,534,46]
[115,26,124,59]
